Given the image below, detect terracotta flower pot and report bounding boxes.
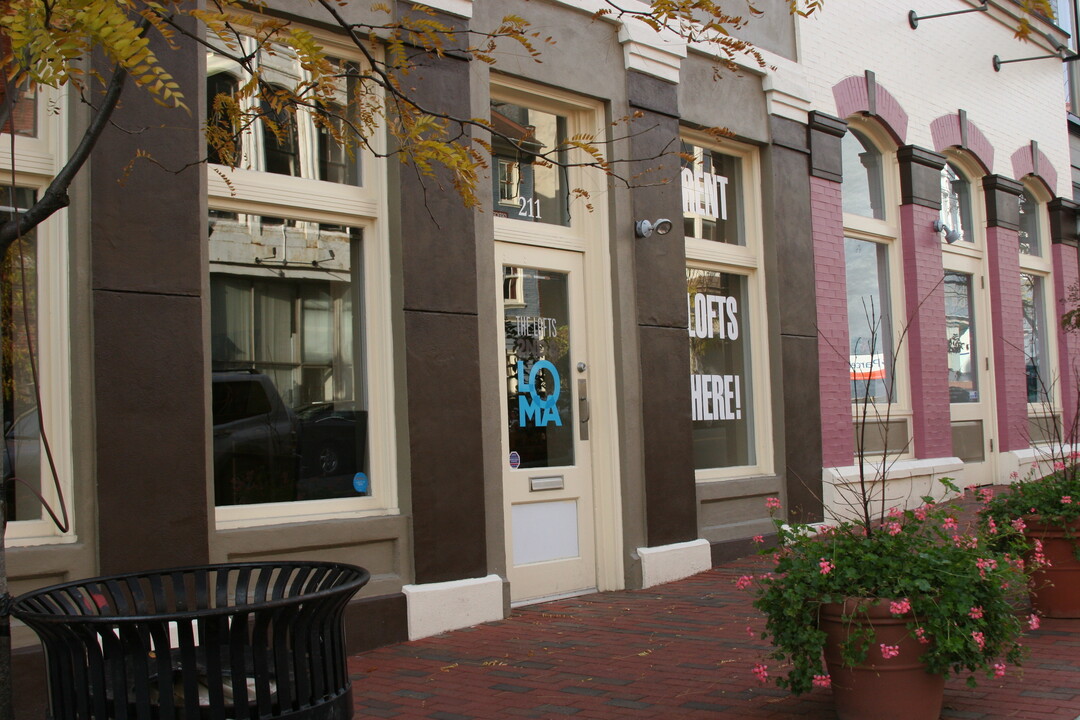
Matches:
[1025,518,1080,618]
[820,599,945,720]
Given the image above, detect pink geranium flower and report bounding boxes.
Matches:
[765,497,781,510]
[969,606,983,619]
[879,644,900,659]
[888,598,911,615]
[812,674,831,688]
[752,663,769,683]
[818,558,834,575]
[1028,614,1041,630]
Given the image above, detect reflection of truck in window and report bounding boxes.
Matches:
[212,370,300,506]
[212,370,369,506]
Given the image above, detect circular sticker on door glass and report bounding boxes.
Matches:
[509,451,521,469]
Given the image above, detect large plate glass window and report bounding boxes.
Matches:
[687,269,754,469]
[489,100,569,226]
[681,142,745,245]
[846,237,894,403]
[2,187,40,521]
[1021,272,1050,404]
[945,271,979,404]
[209,214,368,506]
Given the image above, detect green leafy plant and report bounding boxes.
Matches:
[745,479,1033,695]
[980,461,1080,559]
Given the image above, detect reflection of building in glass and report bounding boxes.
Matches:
[490,101,569,225]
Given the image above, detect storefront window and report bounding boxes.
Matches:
[209,215,367,506]
[2,187,40,521]
[489,100,570,226]
[687,269,754,469]
[681,142,745,245]
[842,129,886,220]
[846,237,894,403]
[945,271,978,403]
[1021,272,1050,403]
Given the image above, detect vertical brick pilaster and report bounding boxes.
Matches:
[986,226,1029,451]
[1052,241,1080,435]
[1049,198,1080,437]
[984,175,1028,452]
[811,176,854,467]
[899,204,951,458]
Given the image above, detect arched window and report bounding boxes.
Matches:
[261,89,299,177]
[1018,190,1041,257]
[206,73,239,167]
[940,162,973,244]
[842,128,885,220]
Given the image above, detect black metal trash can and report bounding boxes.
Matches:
[12,561,369,720]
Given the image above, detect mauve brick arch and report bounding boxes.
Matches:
[929,113,994,174]
[1011,143,1059,195]
[832,75,908,144]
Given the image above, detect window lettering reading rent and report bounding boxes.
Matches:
[681,142,745,245]
[687,269,755,469]
[489,100,569,226]
[846,237,894,403]
[209,215,368,506]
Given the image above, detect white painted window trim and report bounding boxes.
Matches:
[208,26,397,529]
[842,124,913,459]
[489,75,624,594]
[3,85,75,546]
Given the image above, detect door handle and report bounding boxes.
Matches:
[578,378,590,440]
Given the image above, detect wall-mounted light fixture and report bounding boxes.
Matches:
[993,36,1069,71]
[634,218,674,238]
[908,0,987,30]
[934,219,962,244]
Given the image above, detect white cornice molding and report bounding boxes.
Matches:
[413,0,472,19]
[760,52,811,124]
[618,19,687,83]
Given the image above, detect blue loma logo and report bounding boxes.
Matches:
[517,360,562,427]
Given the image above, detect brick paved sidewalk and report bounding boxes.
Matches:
[350,490,1080,719]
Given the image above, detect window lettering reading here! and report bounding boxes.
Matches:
[687,269,754,469]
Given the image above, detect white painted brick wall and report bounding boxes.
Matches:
[795,1,1070,195]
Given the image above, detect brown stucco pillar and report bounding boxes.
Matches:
[91,12,209,574]
[394,9,487,584]
[764,114,823,523]
[627,70,697,547]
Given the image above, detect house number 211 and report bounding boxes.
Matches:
[518,197,542,219]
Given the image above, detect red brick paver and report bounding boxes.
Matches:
[349,554,1080,719]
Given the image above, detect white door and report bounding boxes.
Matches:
[944,267,997,485]
[498,243,596,604]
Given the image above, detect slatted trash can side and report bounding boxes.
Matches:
[12,561,369,720]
